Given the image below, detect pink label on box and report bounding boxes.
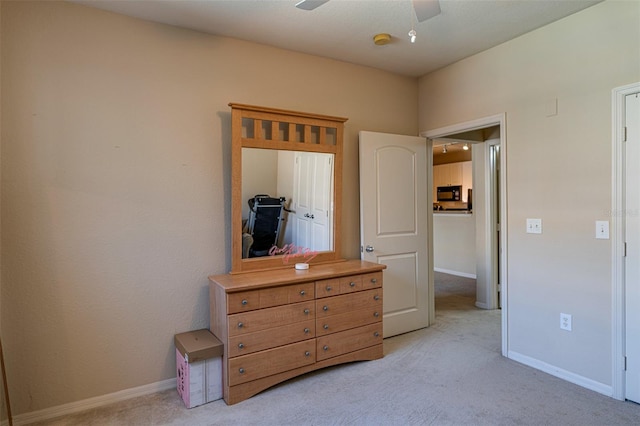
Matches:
[176,348,190,407]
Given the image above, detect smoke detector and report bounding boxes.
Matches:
[373,33,392,46]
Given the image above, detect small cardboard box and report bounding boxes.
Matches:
[175,329,223,408]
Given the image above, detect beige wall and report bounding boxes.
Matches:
[433,214,475,276]
[420,0,640,388]
[0,1,418,415]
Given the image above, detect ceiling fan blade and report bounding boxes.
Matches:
[295,0,330,11]
[413,0,441,22]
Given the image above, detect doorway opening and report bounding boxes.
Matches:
[424,114,508,356]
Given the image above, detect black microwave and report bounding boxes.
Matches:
[437,185,462,201]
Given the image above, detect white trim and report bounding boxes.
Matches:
[508,350,613,397]
[611,82,640,401]
[422,112,508,357]
[12,378,176,426]
[434,267,476,279]
[427,143,436,325]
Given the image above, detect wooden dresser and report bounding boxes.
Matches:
[209,260,385,404]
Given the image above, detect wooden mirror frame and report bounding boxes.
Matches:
[230,103,348,274]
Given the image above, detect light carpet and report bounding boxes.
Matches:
[31,272,640,425]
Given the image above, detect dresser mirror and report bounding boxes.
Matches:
[230,103,348,273]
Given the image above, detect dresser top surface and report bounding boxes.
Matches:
[209,260,385,293]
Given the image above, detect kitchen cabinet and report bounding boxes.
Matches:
[434,162,463,187]
[209,260,385,404]
[433,161,472,202]
[461,161,472,203]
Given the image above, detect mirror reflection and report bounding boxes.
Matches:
[242,148,334,258]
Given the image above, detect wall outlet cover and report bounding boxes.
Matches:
[560,313,572,331]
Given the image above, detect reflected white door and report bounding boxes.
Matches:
[625,92,640,403]
[293,152,333,251]
[359,131,429,338]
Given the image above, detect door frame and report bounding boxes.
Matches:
[611,82,640,400]
[423,113,508,356]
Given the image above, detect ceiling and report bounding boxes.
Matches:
[73,0,602,77]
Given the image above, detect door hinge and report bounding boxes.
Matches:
[625,356,627,371]
[624,126,628,142]
[624,242,627,257]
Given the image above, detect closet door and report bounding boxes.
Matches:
[292,152,334,252]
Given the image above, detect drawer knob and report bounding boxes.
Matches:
[323,305,329,311]
[374,332,380,337]
[326,285,332,291]
[323,324,329,330]
[349,281,356,287]
[374,312,379,318]
[304,308,310,315]
[241,299,248,305]
[238,322,244,328]
[304,328,310,334]
[239,368,245,374]
[300,290,306,296]
[305,351,311,357]
[374,295,380,301]
[323,345,329,351]
[371,278,377,284]
[238,343,244,349]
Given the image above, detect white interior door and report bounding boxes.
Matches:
[293,152,333,251]
[625,92,640,403]
[359,131,429,338]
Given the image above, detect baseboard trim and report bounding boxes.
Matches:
[12,378,176,426]
[434,268,476,279]
[508,350,613,397]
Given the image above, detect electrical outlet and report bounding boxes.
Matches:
[526,218,542,234]
[560,313,572,331]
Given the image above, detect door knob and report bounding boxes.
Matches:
[365,245,375,253]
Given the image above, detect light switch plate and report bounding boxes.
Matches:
[596,220,609,239]
[526,218,542,234]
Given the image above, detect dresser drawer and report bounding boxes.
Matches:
[315,278,340,298]
[339,275,363,294]
[228,301,315,337]
[316,323,382,361]
[228,282,315,314]
[228,340,316,386]
[228,320,315,358]
[316,273,376,298]
[316,308,381,336]
[361,272,382,290]
[316,288,382,318]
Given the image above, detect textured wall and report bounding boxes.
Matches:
[419,0,640,388]
[0,1,418,415]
